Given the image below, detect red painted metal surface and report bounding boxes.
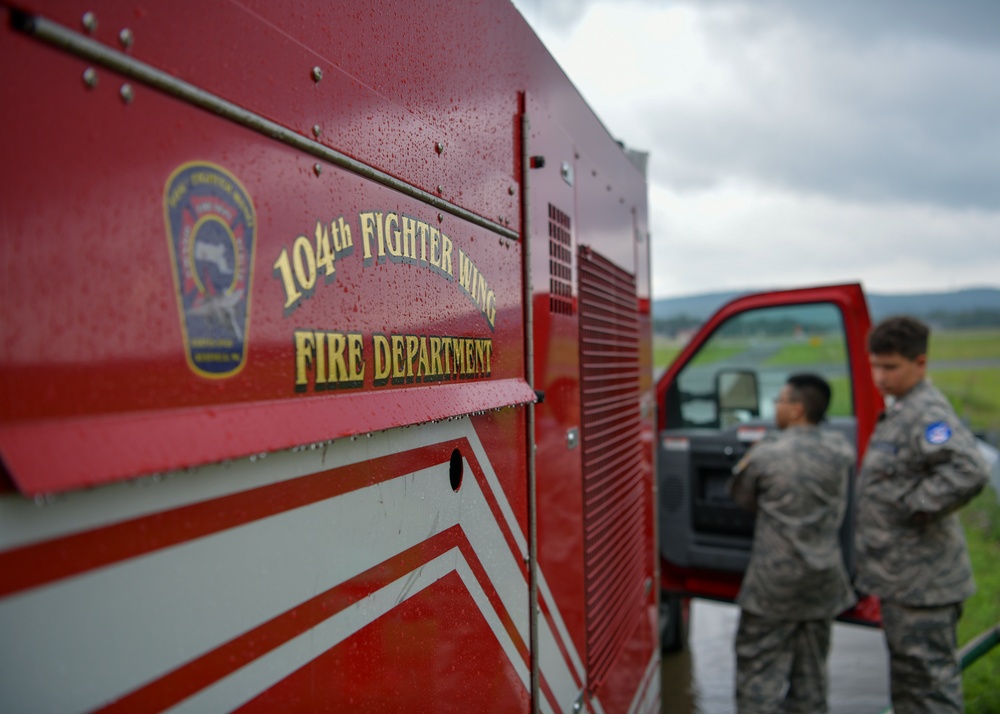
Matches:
[525,88,656,709]
[234,574,530,714]
[577,249,647,689]
[0,1,658,710]
[527,96,588,666]
[12,0,521,229]
[0,10,531,494]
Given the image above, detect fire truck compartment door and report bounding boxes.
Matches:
[655,284,881,613]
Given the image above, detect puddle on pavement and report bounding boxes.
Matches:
[661,600,890,713]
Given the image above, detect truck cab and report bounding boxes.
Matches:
[655,284,884,648]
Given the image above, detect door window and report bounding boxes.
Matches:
[667,303,853,429]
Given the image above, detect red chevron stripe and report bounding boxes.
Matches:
[0,440,459,597]
[94,524,528,712]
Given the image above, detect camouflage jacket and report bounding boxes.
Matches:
[854,380,988,606]
[728,425,857,620]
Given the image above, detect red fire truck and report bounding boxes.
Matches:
[0,1,659,711]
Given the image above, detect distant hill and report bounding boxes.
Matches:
[653,287,1000,330]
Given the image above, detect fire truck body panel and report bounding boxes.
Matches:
[0,21,531,495]
[525,91,656,713]
[0,418,536,712]
[0,1,658,711]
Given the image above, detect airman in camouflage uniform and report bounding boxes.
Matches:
[729,373,856,714]
[855,316,988,714]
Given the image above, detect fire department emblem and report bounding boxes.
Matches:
[164,162,257,378]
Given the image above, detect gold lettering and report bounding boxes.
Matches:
[466,338,476,375]
[347,333,365,383]
[451,337,463,376]
[385,212,401,258]
[338,216,353,251]
[405,335,419,378]
[359,211,379,264]
[485,290,496,328]
[417,219,428,265]
[391,335,406,381]
[294,330,317,391]
[401,216,417,261]
[373,334,391,384]
[429,227,441,269]
[458,249,475,293]
[326,332,347,382]
[315,329,328,385]
[480,339,492,375]
[417,336,431,380]
[373,211,386,262]
[440,232,453,277]
[331,219,344,253]
[430,336,443,377]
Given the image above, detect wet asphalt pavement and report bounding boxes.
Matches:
[660,600,890,714]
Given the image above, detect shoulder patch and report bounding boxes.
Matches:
[925,421,952,445]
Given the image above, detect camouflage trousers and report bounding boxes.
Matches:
[734,610,833,714]
[881,601,964,714]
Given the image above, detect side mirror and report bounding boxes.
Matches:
[716,370,760,428]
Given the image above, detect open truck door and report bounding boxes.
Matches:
[655,284,883,649]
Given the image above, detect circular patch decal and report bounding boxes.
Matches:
[925,421,952,445]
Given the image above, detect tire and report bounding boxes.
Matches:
[660,591,687,653]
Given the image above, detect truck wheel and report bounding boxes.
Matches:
[660,592,687,653]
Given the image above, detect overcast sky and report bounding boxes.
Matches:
[510,0,1000,299]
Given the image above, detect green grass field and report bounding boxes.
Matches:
[930,329,1000,361]
[959,488,1000,714]
[656,328,1000,436]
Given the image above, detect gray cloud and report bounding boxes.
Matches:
[512,0,1000,296]
[649,2,1000,209]
[521,0,1000,46]
[518,0,1000,210]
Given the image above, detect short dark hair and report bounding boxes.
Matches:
[786,373,832,424]
[868,316,929,360]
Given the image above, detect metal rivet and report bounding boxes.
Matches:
[82,12,98,33]
[508,185,515,195]
[313,163,323,176]
[82,67,98,88]
[561,162,574,186]
[311,66,323,82]
[435,142,444,154]
[437,213,443,222]
[312,124,321,138]
[119,28,133,49]
[437,185,444,193]
[119,83,134,104]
